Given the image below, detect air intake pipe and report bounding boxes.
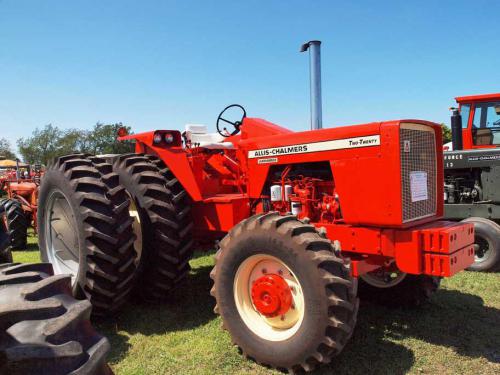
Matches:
[450,107,463,150]
[300,40,323,130]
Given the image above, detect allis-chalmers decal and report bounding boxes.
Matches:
[248,135,380,159]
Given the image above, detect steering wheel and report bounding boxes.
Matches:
[216,104,247,137]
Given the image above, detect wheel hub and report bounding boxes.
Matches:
[251,274,292,317]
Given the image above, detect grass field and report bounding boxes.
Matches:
[14,232,500,375]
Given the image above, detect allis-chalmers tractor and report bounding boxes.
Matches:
[444,93,500,271]
[0,163,42,249]
[37,42,475,373]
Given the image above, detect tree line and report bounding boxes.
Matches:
[0,123,133,165]
[0,122,454,166]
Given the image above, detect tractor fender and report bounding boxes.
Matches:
[153,148,203,201]
[119,131,203,201]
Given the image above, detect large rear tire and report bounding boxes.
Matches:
[38,154,137,316]
[0,199,28,250]
[111,154,194,301]
[462,217,500,272]
[0,263,111,375]
[210,213,358,373]
[359,271,440,307]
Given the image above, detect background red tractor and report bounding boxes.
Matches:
[443,93,500,271]
[37,41,476,372]
[0,161,42,249]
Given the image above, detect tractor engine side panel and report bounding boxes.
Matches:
[243,120,443,228]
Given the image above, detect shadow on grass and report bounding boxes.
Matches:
[96,263,216,364]
[316,288,500,374]
[97,256,500,372]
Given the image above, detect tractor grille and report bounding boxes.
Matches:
[400,124,437,223]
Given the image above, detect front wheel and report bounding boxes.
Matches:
[0,198,28,249]
[359,269,440,307]
[210,213,358,373]
[462,217,500,272]
[0,212,12,263]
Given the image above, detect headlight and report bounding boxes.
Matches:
[153,133,163,144]
[164,133,174,143]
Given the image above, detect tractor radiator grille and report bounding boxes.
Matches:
[400,124,437,223]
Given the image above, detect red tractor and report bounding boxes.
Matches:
[37,41,475,372]
[443,93,500,271]
[0,162,42,249]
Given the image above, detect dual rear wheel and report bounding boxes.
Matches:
[38,153,194,316]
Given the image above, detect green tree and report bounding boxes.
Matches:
[17,122,133,165]
[88,123,133,154]
[17,124,62,165]
[442,123,452,143]
[0,138,16,160]
[57,129,93,155]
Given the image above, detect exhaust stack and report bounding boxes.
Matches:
[300,40,323,130]
[450,107,463,150]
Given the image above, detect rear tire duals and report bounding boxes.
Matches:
[0,199,28,250]
[359,273,440,307]
[38,154,137,316]
[0,263,110,375]
[210,213,358,373]
[462,217,500,272]
[111,153,194,301]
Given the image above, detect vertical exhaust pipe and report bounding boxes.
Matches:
[450,107,463,150]
[300,40,323,130]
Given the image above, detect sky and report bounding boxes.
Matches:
[0,0,498,153]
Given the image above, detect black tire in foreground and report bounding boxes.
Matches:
[0,211,12,263]
[0,198,28,250]
[38,154,137,316]
[359,273,440,308]
[210,213,359,373]
[111,154,193,301]
[0,263,111,375]
[462,217,500,272]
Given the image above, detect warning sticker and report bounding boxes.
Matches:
[410,171,428,202]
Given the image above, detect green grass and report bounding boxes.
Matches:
[13,233,500,375]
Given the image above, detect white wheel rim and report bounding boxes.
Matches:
[44,189,79,281]
[361,269,407,288]
[128,198,143,265]
[233,254,305,342]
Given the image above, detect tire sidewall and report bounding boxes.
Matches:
[464,219,500,271]
[38,168,88,298]
[111,164,153,276]
[216,225,331,367]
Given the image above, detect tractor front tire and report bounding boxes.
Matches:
[359,273,440,307]
[0,199,28,250]
[111,154,193,301]
[0,212,12,263]
[211,213,359,373]
[38,154,137,316]
[462,217,500,272]
[0,263,111,375]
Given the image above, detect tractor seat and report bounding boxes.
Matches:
[184,124,234,149]
[474,128,493,145]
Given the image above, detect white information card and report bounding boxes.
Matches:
[410,171,428,202]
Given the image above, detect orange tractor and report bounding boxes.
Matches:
[37,41,475,372]
[0,162,42,249]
